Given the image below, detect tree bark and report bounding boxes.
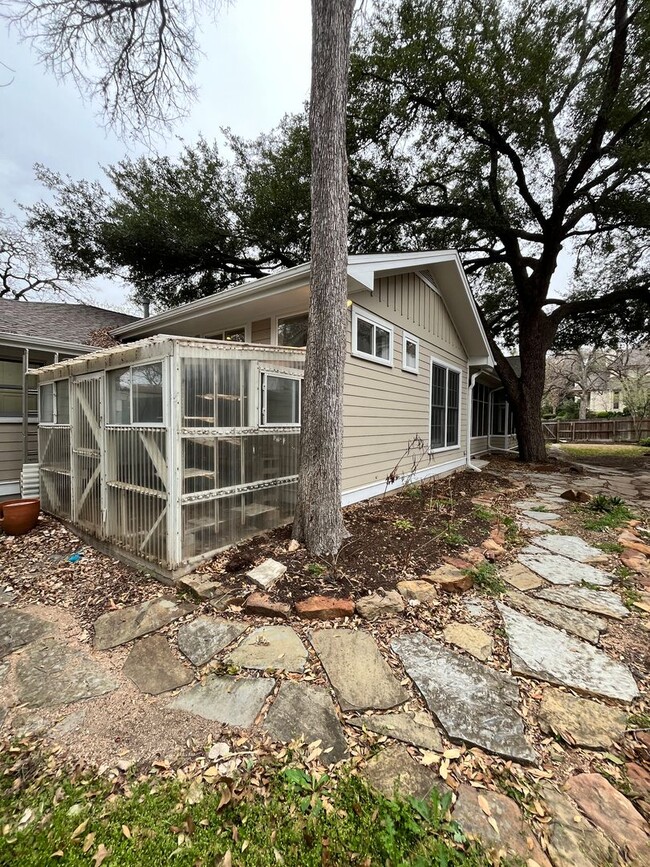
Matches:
[293,0,355,555]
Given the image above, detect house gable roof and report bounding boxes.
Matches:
[0,299,139,349]
[112,251,493,365]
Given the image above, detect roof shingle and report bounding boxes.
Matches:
[0,300,138,347]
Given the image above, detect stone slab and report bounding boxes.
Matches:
[397,580,439,606]
[443,622,493,661]
[565,773,650,866]
[177,616,246,666]
[123,635,193,695]
[361,743,445,801]
[505,590,607,644]
[93,597,195,650]
[391,631,535,763]
[348,711,443,752]
[0,609,53,658]
[355,590,405,620]
[522,510,563,522]
[518,551,612,587]
[311,629,408,712]
[170,675,274,727]
[538,687,628,749]
[227,626,307,672]
[534,586,629,619]
[518,516,558,533]
[452,784,551,867]
[533,534,605,563]
[245,558,287,591]
[540,783,621,867]
[262,681,348,764]
[15,639,118,708]
[500,562,544,591]
[497,603,639,702]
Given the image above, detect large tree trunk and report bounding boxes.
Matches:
[293,0,355,555]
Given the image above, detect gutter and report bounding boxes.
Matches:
[0,331,93,354]
[466,371,482,472]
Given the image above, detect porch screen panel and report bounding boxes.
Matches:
[39,424,71,519]
[72,377,102,531]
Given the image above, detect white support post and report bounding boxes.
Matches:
[167,347,183,570]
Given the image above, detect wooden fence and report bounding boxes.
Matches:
[542,418,650,443]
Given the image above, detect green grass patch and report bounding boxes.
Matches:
[581,505,633,531]
[472,505,497,523]
[0,745,489,867]
[464,562,505,596]
[628,712,650,729]
[597,542,625,554]
[559,444,647,459]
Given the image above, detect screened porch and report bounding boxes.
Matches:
[35,337,305,579]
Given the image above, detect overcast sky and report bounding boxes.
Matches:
[0,0,312,311]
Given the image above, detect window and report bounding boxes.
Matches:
[39,379,70,424]
[613,390,620,410]
[108,362,164,425]
[277,313,308,347]
[471,383,490,437]
[430,361,461,450]
[351,307,393,366]
[402,332,419,373]
[210,326,246,342]
[0,359,37,421]
[261,373,301,426]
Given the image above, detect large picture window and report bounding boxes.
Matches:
[351,307,393,366]
[277,313,308,347]
[471,383,490,438]
[430,361,461,451]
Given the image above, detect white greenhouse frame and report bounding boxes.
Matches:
[35,336,305,580]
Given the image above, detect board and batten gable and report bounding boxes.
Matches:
[342,271,469,503]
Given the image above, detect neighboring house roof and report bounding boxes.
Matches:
[0,300,138,350]
[112,251,494,366]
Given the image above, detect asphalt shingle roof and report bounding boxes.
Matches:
[0,300,138,347]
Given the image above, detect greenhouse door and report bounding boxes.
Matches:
[71,374,104,532]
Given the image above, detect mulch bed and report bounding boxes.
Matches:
[198,469,519,603]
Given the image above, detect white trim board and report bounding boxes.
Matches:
[341,456,467,507]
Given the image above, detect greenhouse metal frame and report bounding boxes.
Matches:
[35,336,305,579]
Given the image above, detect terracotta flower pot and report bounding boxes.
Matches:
[0,498,41,536]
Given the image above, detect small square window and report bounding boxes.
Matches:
[351,307,394,366]
[262,373,301,426]
[402,332,419,373]
[277,313,309,347]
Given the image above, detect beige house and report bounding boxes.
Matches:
[33,251,510,578]
[113,251,497,503]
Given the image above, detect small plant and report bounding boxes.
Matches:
[465,562,505,595]
[622,587,642,609]
[402,484,424,500]
[306,562,327,576]
[394,518,416,531]
[597,541,624,554]
[628,712,650,729]
[587,494,626,513]
[441,529,468,547]
[639,437,650,447]
[472,505,497,522]
[530,505,550,512]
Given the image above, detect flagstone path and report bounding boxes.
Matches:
[1,460,649,866]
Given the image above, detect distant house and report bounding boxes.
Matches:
[0,300,138,497]
[33,252,518,577]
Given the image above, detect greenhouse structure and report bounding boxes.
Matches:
[35,337,305,579]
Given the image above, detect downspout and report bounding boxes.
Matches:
[466,371,482,471]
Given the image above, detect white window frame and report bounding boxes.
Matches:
[428,356,463,453]
[402,331,419,374]
[351,306,394,367]
[1,358,38,424]
[260,370,302,428]
[106,359,167,427]
[273,311,309,347]
[204,324,250,343]
[39,378,70,425]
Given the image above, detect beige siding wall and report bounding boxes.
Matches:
[251,318,272,344]
[0,423,37,485]
[470,435,490,456]
[342,273,469,495]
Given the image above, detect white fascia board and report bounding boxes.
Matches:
[0,332,92,354]
[112,263,312,338]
